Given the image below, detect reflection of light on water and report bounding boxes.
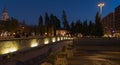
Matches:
[52,38,56,42]
[44,38,49,44]
[0,41,18,54]
[30,39,38,47]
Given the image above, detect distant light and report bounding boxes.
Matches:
[98,3,104,7]
[66,37,68,39]
[44,38,49,44]
[30,39,38,47]
[68,37,70,39]
[57,37,60,41]
[52,38,56,42]
[13,33,16,35]
[112,30,115,33]
[65,37,67,39]
[1,47,17,54]
[70,37,73,39]
[45,32,47,35]
[64,37,66,39]
[98,2,104,16]
[31,43,38,47]
[61,37,63,40]
[0,41,18,54]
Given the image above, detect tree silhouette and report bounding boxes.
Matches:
[45,12,50,36]
[38,15,44,36]
[88,20,95,36]
[75,20,82,35]
[70,21,75,36]
[50,14,61,36]
[62,10,70,31]
[0,17,19,32]
[94,12,104,36]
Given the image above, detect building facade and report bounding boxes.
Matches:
[115,5,120,32]
[1,7,9,21]
[102,12,114,35]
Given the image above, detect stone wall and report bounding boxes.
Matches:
[0,37,70,54]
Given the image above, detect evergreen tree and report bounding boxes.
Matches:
[82,20,88,36]
[62,10,70,31]
[94,12,104,36]
[88,20,95,36]
[54,16,61,30]
[50,14,61,36]
[50,14,54,36]
[0,17,19,32]
[10,18,19,32]
[45,12,50,36]
[70,21,75,36]
[38,15,44,35]
[75,20,82,34]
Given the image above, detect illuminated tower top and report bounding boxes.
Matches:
[98,2,104,17]
[2,7,9,21]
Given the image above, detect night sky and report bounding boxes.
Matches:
[0,0,120,25]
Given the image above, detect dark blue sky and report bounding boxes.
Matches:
[0,0,120,25]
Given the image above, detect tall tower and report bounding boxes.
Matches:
[2,7,9,21]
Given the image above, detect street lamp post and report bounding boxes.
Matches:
[98,3,104,17]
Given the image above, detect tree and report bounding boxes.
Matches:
[62,10,70,31]
[50,14,61,36]
[49,14,54,36]
[88,20,95,36]
[82,20,88,36]
[10,18,19,32]
[70,21,75,36]
[94,12,104,36]
[75,20,82,34]
[45,12,50,36]
[38,15,44,36]
[54,16,61,30]
[0,17,19,32]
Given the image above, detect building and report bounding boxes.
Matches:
[115,5,120,32]
[102,12,114,35]
[1,7,9,21]
[56,29,67,36]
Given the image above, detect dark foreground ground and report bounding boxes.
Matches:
[70,38,120,65]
